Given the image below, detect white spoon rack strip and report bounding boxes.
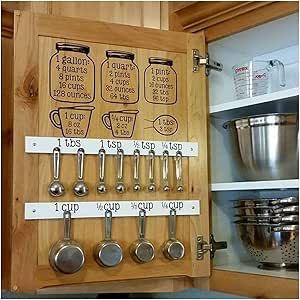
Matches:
[25,136,198,157]
[24,200,200,220]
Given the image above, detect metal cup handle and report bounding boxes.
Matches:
[104,210,112,240]
[138,209,146,239]
[63,211,72,241]
[169,209,177,240]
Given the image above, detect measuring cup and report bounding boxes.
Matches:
[49,211,85,274]
[163,209,185,260]
[130,209,155,263]
[94,210,123,267]
[232,59,286,99]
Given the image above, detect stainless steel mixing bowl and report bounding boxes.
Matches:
[224,113,298,180]
[233,197,298,208]
[236,223,299,270]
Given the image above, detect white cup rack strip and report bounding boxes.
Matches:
[25,200,200,220]
[25,136,198,157]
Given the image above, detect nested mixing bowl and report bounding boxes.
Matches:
[224,113,298,180]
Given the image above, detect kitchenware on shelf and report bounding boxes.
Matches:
[163,209,185,260]
[130,209,155,263]
[175,151,183,192]
[224,113,299,180]
[235,214,299,224]
[162,150,170,192]
[73,148,89,197]
[235,222,299,270]
[48,147,65,197]
[147,150,156,192]
[235,205,299,217]
[233,197,298,208]
[232,59,286,100]
[132,149,141,192]
[97,148,107,194]
[49,211,85,274]
[94,210,123,267]
[115,148,125,193]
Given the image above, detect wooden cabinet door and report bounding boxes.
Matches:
[11,11,209,292]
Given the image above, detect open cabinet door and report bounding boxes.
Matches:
[11,11,210,292]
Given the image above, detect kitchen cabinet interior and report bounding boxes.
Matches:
[1,4,299,299]
[208,11,299,297]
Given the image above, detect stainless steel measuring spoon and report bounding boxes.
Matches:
[94,210,123,267]
[97,149,107,194]
[163,209,185,260]
[175,151,183,192]
[133,149,141,192]
[162,150,170,192]
[147,150,156,192]
[130,209,155,263]
[49,211,85,274]
[48,147,65,197]
[73,148,89,197]
[115,148,125,193]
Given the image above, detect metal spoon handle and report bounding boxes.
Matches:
[133,149,140,181]
[77,148,85,180]
[116,149,124,181]
[162,150,169,191]
[175,151,183,191]
[53,147,61,180]
[63,211,71,241]
[104,210,112,240]
[138,209,146,239]
[99,149,105,182]
[148,150,155,183]
[169,209,177,240]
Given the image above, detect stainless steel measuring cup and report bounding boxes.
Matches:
[49,211,85,274]
[73,148,89,197]
[115,148,125,193]
[163,209,185,260]
[94,210,123,267]
[48,147,65,197]
[130,209,155,263]
[97,148,107,193]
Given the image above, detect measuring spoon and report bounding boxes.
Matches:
[133,149,141,192]
[175,151,183,192]
[97,149,107,194]
[163,209,185,260]
[115,148,125,193]
[94,210,123,267]
[48,147,65,197]
[73,148,89,197]
[49,211,85,274]
[162,150,170,192]
[130,209,155,263]
[147,150,156,192]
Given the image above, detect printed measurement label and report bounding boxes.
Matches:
[49,42,95,103]
[25,136,198,156]
[25,200,200,220]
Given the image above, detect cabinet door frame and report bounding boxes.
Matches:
[9,10,210,293]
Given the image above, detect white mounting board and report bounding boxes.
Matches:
[25,136,198,157]
[25,200,200,220]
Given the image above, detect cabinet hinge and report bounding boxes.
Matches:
[193,49,223,76]
[196,234,227,260]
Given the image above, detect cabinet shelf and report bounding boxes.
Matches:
[209,87,299,116]
[213,262,299,280]
[211,179,299,191]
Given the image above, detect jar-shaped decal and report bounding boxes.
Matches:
[144,57,177,105]
[49,42,95,103]
[101,50,139,104]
